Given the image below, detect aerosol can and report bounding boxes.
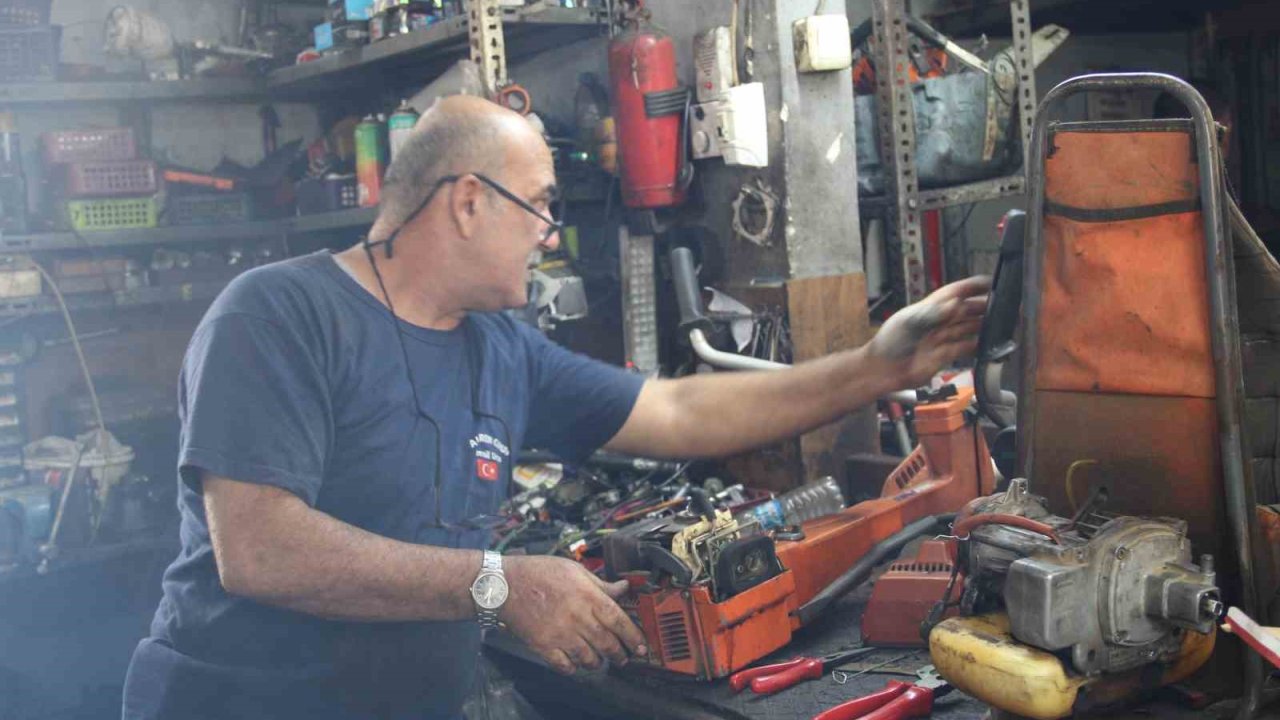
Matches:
[355,114,387,207]
[388,101,419,162]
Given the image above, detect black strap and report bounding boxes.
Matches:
[1044,198,1201,223]
[644,87,689,118]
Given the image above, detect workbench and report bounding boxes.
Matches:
[484,593,1218,720]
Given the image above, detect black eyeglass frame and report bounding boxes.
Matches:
[366,172,563,258]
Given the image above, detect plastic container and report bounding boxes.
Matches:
[64,160,158,197]
[737,476,845,530]
[296,174,357,214]
[0,25,59,82]
[24,430,134,507]
[169,192,252,225]
[42,127,136,165]
[64,197,157,231]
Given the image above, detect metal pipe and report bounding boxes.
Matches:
[688,328,919,406]
[1021,73,1264,720]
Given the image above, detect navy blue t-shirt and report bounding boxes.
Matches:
[122,250,644,720]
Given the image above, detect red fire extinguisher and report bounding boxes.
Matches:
[608,27,689,209]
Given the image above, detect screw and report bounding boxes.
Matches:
[1200,554,1214,574]
[1113,546,1129,560]
[907,198,919,209]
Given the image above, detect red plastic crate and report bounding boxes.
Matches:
[64,160,158,198]
[43,128,136,165]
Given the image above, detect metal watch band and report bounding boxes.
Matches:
[482,549,503,573]
[477,607,501,629]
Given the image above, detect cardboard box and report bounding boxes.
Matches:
[328,0,376,22]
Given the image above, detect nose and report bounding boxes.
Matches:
[539,226,560,253]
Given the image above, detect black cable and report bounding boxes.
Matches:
[792,513,956,626]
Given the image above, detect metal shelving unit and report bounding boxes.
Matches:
[268,4,604,98]
[0,78,264,107]
[1,207,381,253]
[869,0,1037,304]
[0,278,235,320]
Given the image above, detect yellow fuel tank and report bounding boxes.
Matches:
[929,613,1215,720]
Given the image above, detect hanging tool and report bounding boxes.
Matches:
[730,647,876,695]
[902,16,987,74]
[813,666,952,720]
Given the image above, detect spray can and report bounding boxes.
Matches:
[388,101,419,162]
[355,114,387,207]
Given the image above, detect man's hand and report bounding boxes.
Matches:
[501,555,648,674]
[867,276,991,390]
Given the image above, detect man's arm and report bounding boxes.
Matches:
[605,276,989,459]
[203,474,647,672]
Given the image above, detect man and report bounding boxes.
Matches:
[122,96,988,720]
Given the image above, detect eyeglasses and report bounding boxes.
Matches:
[367,172,563,258]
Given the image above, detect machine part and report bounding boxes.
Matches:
[794,513,955,626]
[956,479,1220,675]
[666,246,918,408]
[711,534,783,602]
[670,508,736,582]
[693,26,734,102]
[467,0,506,97]
[862,540,962,647]
[619,227,659,375]
[104,6,175,62]
[731,176,776,243]
[1019,74,1265,719]
[612,389,994,680]
[609,27,688,209]
[903,15,986,74]
[974,209,1024,429]
[528,263,588,330]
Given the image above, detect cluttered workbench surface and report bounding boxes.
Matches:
[485,591,1214,720]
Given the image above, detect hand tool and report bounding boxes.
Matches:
[729,647,875,695]
[812,666,952,720]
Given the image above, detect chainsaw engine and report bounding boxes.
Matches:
[954,479,1222,675]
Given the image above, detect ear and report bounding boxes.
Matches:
[448,175,487,239]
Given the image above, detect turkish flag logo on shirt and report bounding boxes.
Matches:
[476,458,500,482]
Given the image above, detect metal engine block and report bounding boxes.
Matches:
[960,479,1221,675]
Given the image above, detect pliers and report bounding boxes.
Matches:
[812,666,953,720]
[729,647,876,695]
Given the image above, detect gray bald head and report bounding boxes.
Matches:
[375,95,534,234]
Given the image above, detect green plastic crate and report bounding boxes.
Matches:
[64,197,158,231]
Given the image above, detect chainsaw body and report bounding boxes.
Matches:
[606,389,994,679]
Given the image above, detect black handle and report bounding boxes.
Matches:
[975,209,1025,429]
[978,210,1026,363]
[669,247,712,334]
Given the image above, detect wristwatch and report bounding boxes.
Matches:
[469,550,508,629]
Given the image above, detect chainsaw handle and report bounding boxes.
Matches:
[750,657,823,695]
[812,681,911,720]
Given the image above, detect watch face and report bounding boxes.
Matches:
[472,573,509,610]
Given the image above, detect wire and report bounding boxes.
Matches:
[30,259,107,443]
